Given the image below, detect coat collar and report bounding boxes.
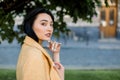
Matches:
[23,36,54,66]
[23,36,60,80]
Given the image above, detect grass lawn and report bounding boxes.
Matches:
[65,69,120,80]
[0,69,16,80]
[0,69,120,80]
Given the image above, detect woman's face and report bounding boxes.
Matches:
[32,13,53,41]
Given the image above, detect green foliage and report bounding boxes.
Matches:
[0,0,102,44]
[65,69,120,80]
[0,69,16,80]
[0,69,120,80]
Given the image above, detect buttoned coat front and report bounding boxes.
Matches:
[16,36,61,80]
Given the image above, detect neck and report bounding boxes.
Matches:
[38,39,43,45]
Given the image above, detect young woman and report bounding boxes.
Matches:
[16,8,64,80]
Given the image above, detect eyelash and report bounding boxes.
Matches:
[41,23,46,26]
[50,24,53,27]
[41,23,53,27]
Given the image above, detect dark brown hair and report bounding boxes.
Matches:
[23,8,54,42]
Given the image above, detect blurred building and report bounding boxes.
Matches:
[64,0,120,41]
[99,0,118,38]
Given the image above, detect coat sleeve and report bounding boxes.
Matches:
[22,50,46,80]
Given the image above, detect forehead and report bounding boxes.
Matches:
[36,13,53,22]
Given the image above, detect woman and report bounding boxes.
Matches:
[16,8,64,80]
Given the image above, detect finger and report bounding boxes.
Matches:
[48,40,52,45]
[48,40,54,49]
[55,63,60,69]
[54,62,64,70]
[52,41,56,51]
[57,43,61,48]
[55,42,61,48]
[54,41,58,50]
[53,65,59,73]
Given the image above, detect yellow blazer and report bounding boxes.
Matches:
[16,36,61,80]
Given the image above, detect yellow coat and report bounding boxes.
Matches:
[16,36,61,80]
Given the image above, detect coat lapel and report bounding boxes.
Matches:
[23,36,54,67]
[23,36,60,80]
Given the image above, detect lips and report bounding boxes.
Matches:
[45,33,51,37]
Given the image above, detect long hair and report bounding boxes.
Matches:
[23,8,54,42]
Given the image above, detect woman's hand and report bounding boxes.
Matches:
[48,40,61,53]
[48,40,61,62]
[54,62,64,80]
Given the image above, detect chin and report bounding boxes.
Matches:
[44,38,50,41]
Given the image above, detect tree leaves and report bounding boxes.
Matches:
[0,0,103,44]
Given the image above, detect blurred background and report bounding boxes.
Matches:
[0,0,120,69]
[0,0,120,80]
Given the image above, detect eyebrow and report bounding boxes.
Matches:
[40,20,53,23]
[40,20,48,22]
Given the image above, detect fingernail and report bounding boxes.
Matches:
[48,40,51,42]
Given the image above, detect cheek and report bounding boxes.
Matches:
[51,28,54,33]
[51,28,53,33]
[33,24,43,36]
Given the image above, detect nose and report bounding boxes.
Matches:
[47,25,53,32]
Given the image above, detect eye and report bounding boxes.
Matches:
[50,23,53,27]
[41,22,47,26]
